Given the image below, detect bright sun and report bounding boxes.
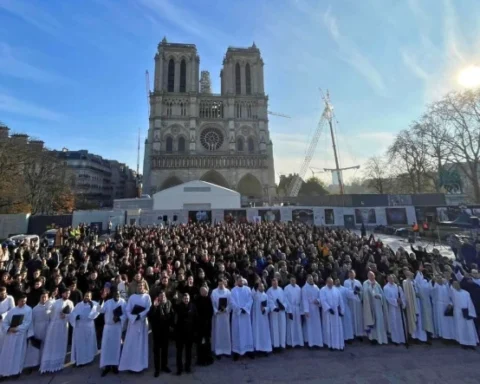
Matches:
[458,65,480,88]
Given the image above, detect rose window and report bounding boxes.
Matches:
[200,128,224,151]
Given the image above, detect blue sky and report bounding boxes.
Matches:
[0,0,478,184]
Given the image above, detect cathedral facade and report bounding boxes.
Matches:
[142,38,276,200]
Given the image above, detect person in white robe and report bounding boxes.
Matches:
[320,278,345,351]
[402,271,427,342]
[40,288,74,373]
[24,290,51,370]
[302,275,323,348]
[211,276,232,357]
[230,277,254,359]
[251,282,272,354]
[284,276,304,347]
[451,281,479,349]
[69,291,99,366]
[415,268,435,338]
[343,270,364,339]
[267,277,287,351]
[431,277,455,341]
[362,272,389,345]
[99,288,127,376]
[383,275,406,344]
[118,282,152,372]
[335,279,354,342]
[0,294,32,378]
[0,286,15,349]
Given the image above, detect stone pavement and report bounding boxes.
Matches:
[16,340,479,384]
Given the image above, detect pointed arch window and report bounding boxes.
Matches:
[245,63,251,95]
[248,137,255,153]
[237,137,244,152]
[166,137,173,152]
[235,63,241,95]
[178,137,186,152]
[180,59,186,93]
[167,59,175,92]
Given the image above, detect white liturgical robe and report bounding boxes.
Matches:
[343,278,364,337]
[302,283,323,347]
[0,295,15,349]
[231,285,254,355]
[251,290,272,352]
[451,288,479,347]
[337,285,355,341]
[267,286,287,348]
[403,278,427,342]
[211,287,232,355]
[119,293,151,372]
[383,283,406,344]
[69,301,99,366]
[0,305,32,377]
[284,284,304,347]
[99,298,127,368]
[320,286,344,350]
[415,272,435,336]
[431,283,455,340]
[362,280,388,345]
[24,302,52,368]
[40,298,74,373]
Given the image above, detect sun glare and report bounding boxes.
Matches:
[458,65,480,88]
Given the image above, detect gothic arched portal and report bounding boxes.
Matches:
[200,170,230,189]
[161,176,183,191]
[237,173,263,197]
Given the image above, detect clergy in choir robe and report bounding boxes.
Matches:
[383,275,406,344]
[24,290,51,369]
[402,271,427,342]
[450,281,479,348]
[320,278,345,351]
[251,283,272,354]
[414,269,435,336]
[40,287,74,373]
[284,276,304,347]
[230,277,254,360]
[0,294,32,378]
[211,276,232,357]
[267,278,287,350]
[69,291,99,366]
[99,288,126,376]
[302,275,323,348]
[343,270,364,338]
[431,277,455,340]
[335,279,354,342]
[0,286,15,349]
[118,281,152,372]
[362,272,389,345]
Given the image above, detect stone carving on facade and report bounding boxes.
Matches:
[171,125,180,135]
[183,122,189,128]
[190,132,196,142]
[235,122,240,129]
[153,130,161,141]
[161,121,168,127]
[241,127,249,136]
[151,155,267,169]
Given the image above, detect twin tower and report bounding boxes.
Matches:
[142,38,276,201]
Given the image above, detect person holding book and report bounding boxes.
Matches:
[210,276,232,358]
[69,291,99,367]
[99,287,126,377]
[118,281,151,373]
[40,287,73,373]
[0,293,32,378]
[251,282,272,355]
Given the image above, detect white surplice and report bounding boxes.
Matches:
[24,302,52,368]
[383,283,406,344]
[415,272,435,336]
[302,283,323,347]
[118,293,151,372]
[69,301,99,365]
[451,288,479,347]
[362,280,389,345]
[284,284,304,347]
[99,298,127,368]
[337,285,354,341]
[0,305,32,377]
[40,298,74,373]
[343,278,364,337]
[251,290,272,352]
[431,283,455,340]
[230,285,254,355]
[320,286,344,350]
[403,278,427,342]
[211,287,232,355]
[266,286,287,348]
[0,295,15,350]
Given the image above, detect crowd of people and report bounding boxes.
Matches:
[0,221,479,379]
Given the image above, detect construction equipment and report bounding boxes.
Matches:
[268,111,291,118]
[309,167,325,178]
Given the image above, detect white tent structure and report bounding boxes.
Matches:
[152,180,241,210]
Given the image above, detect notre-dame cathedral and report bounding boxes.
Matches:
[142,38,276,200]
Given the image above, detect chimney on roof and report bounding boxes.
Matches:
[0,124,9,140]
[29,140,44,150]
[10,133,29,145]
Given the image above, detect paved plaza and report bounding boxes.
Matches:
[16,340,479,384]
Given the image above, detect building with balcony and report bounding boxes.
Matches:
[142,38,276,200]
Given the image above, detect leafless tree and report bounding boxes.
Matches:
[363,156,392,194]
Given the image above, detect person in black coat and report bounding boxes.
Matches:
[174,293,197,376]
[148,290,173,377]
[195,286,214,366]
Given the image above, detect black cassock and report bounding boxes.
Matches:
[195,295,214,366]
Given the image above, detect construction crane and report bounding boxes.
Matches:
[268,111,291,118]
[309,167,325,178]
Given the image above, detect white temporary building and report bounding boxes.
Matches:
[152,180,241,210]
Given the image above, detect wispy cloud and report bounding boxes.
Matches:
[401,49,429,81]
[0,93,64,121]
